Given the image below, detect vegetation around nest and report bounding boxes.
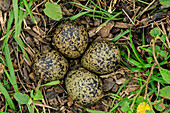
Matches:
[0,0,169,113]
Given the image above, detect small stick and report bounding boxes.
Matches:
[144,62,157,98]
[161,22,170,48]
[34,103,59,111]
[122,9,135,25]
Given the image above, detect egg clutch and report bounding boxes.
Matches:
[32,21,121,105]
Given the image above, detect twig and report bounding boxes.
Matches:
[152,39,161,68]
[122,9,135,25]
[138,0,156,17]
[161,22,170,48]
[144,62,157,98]
[34,103,59,111]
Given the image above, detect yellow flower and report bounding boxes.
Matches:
[137,102,151,113]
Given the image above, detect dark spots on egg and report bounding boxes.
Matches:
[54,21,88,58]
[33,50,69,82]
[81,40,121,74]
[65,70,103,105]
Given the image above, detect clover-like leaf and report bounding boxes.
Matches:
[159,68,170,84]
[159,86,170,100]
[14,93,30,104]
[159,0,170,7]
[44,2,62,21]
[150,28,161,37]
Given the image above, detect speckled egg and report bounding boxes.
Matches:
[81,40,121,74]
[65,69,103,105]
[33,50,69,82]
[53,21,88,58]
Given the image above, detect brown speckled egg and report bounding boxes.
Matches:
[54,21,88,58]
[65,69,103,105]
[33,50,69,82]
[81,40,121,74]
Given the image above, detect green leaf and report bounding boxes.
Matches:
[136,96,147,106]
[159,68,170,84]
[14,93,30,104]
[33,89,43,100]
[146,111,154,113]
[44,2,62,21]
[159,0,170,6]
[120,97,130,112]
[154,99,165,111]
[120,101,130,112]
[159,86,170,99]
[147,57,153,64]
[27,104,34,113]
[150,28,161,37]
[160,34,166,43]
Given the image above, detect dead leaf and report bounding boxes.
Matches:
[67,97,74,107]
[97,20,115,38]
[0,63,4,74]
[116,78,127,85]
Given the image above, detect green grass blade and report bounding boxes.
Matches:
[86,109,105,113]
[121,51,143,68]
[70,11,89,20]
[0,82,16,110]
[7,10,14,32]
[121,61,143,72]
[23,0,36,23]
[112,29,130,42]
[142,28,145,45]
[85,14,123,20]
[12,0,19,38]
[4,44,18,92]
[1,9,14,50]
[1,30,14,50]
[137,0,150,5]
[129,27,145,64]
[89,0,112,17]
[11,1,33,61]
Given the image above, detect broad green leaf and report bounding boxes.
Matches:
[44,2,62,21]
[150,28,161,37]
[147,57,153,64]
[14,93,30,104]
[136,96,147,106]
[154,99,165,111]
[27,104,34,113]
[33,89,43,100]
[159,86,170,99]
[120,100,130,112]
[160,34,166,43]
[159,0,170,6]
[159,68,170,84]
[120,97,130,112]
